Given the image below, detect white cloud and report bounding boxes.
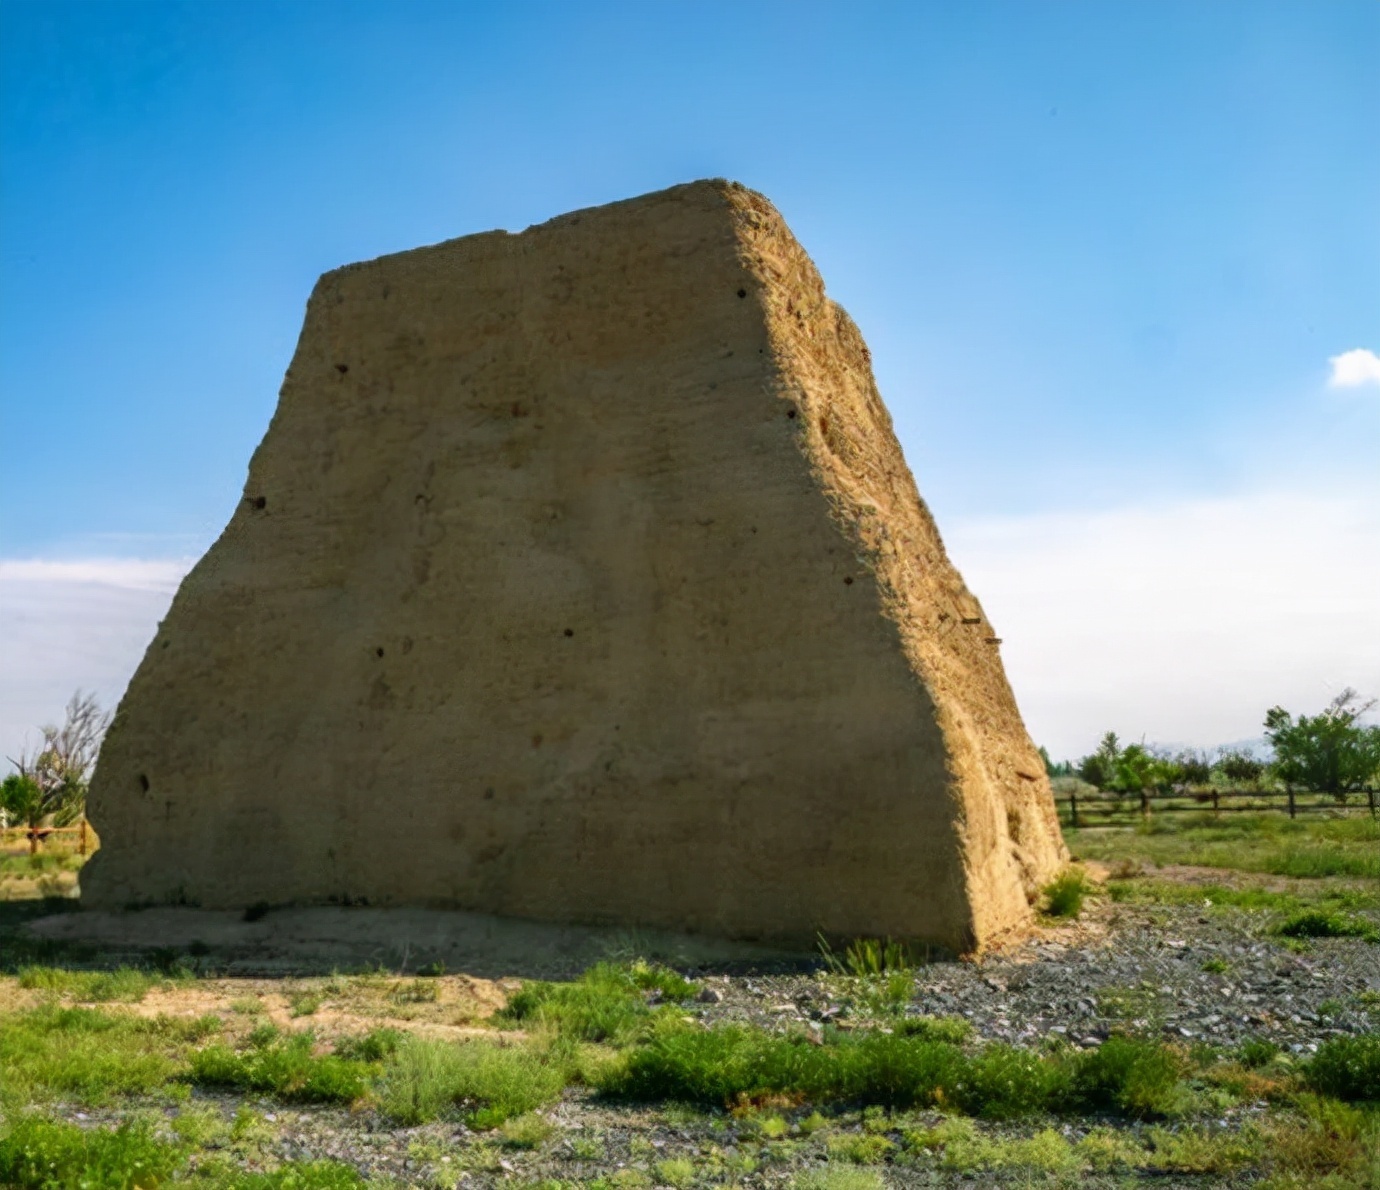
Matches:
[0,557,193,764]
[947,490,1380,760]
[1328,348,1380,388]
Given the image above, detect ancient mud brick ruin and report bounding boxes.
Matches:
[84,181,1067,953]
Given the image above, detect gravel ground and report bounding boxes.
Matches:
[30,885,1380,1188]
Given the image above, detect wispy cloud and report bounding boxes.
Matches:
[948,489,1380,759]
[1328,348,1380,389]
[0,557,193,763]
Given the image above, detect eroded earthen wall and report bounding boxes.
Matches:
[83,180,1065,952]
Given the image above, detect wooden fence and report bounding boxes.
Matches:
[0,819,93,857]
[1061,786,1378,829]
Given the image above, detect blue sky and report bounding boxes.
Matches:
[2,0,1378,759]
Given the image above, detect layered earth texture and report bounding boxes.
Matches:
[83,180,1066,953]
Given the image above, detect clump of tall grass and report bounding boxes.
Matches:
[0,1005,216,1107]
[1306,1035,1380,1102]
[498,960,699,1042]
[17,965,163,1003]
[189,1026,373,1104]
[376,1034,572,1127]
[0,1116,185,1190]
[599,1023,1194,1120]
[1042,867,1094,919]
[1273,910,1379,944]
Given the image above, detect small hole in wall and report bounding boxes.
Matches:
[787,409,797,419]
[563,628,574,637]
[138,774,150,792]
[335,363,349,374]
[843,576,854,585]
[249,496,267,510]
[375,647,385,657]
[737,288,747,298]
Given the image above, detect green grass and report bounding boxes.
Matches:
[376,1034,572,1127]
[0,1116,185,1190]
[1106,878,1379,914]
[497,960,699,1042]
[1042,867,1094,918]
[1273,909,1379,943]
[599,1022,1194,1120]
[0,1005,216,1106]
[1306,1035,1380,1102]
[1071,813,1380,880]
[819,936,920,976]
[189,1026,374,1104]
[17,965,165,1002]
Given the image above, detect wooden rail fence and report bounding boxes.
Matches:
[0,819,92,856]
[1062,787,1377,829]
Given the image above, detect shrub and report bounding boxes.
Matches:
[950,1044,1071,1119]
[1238,1038,1280,1069]
[189,1030,372,1103]
[1305,1035,1380,1102]
[0,1116,185,1190]
[1274,911,1378,943]
[1072,1035,1187,1117]
[1042,868,1093,918]
[820,936,917,976]
[498,961,698,1041]
[376,1035,570,1126]
[17,966,160,1003]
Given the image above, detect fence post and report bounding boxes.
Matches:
[1212,788,1220,817]
[1069,788,1079,829]
[29,826,37,856]
[79,818,88,857]
[1369,787,1376,820]
[1287,786,1296,819]
[1140,787,1150,821]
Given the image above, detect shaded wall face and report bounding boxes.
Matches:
[85,186,978,950]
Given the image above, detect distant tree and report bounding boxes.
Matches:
[1079,732,1121,789]
[1264,689,1380,797]
[1173,750,1213,788]
[4,691,111,829]
[1039,746,1074,778]
[1215,749,1266,788]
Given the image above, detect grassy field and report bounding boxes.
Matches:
[0,812,1376,1188]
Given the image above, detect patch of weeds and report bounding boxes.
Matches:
[1274,910,1379,943]
[1201,957,1230,974]
[1076,1126,1144,1171]
[570,1135,605,1160]
[794,1169,885,1190]
[498,961,697,1042]
[391,977,441,1004]
[1258,1094,1380,1186]
[17,965,161,1002]
[819,936,917,976]
[1071,1034,1188,1118]
[1305,1034,1380,1101]
[895,1015,971,1044]
[0,1005,205,1106]
[1239,1037,1281,1069]
[1144,1124,1265,1174]
[335,1027,404,1062]
[289,989,325,1017]
[592,1169,653,1190]
[951,1043,1072,1119]
[0,1115,187,1190]
[826,1131,894,1163]
[1095,982,1166,1024]
[655,1157,697,1187]
[416,960,446,977]
[377,1034,572,1126]
[500,1111,556,1149]
[189,1028,372,1103]
[0,1116,173,1185]
[169,1101,231,1147]
[1042,866,1094,918]
[230,997,266,1015]
[222,1159,369,1189]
